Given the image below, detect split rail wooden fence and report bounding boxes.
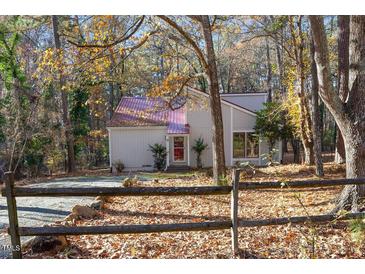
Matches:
[2,170,365,259]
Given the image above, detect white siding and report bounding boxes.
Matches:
[221,93,267,112]
[232,108,257,131]
[186,104,214,168]
[109,127,166,171]
[186,99,258,167]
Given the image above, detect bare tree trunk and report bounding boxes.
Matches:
[301,138,314,165]
[52,16,76,173]
[334,16,350,164]
[108,54,116,120]
[339,16,365,208]
[226,62,233,93]
[335,131,346,163]
[334,132,365,212]
[272,25,287,158]
[200,16,226,183]
[310,35,324,176]
[269,16,281,85]
[108,83,114,120]
[275,36,285,95]
[265,38,272,102]
[310,15,365,212]
[292,139,301,164]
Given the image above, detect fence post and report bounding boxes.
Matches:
[4,172,22,259]
[231,169,240,256]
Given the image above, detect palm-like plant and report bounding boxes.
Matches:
[148,143,167,171]
[192,137,208,169]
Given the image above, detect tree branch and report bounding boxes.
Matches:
[158,15,208,70]
[67,16,145,48]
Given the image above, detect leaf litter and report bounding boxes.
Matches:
[24,163,364,258]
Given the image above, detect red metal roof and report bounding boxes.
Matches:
[108,97,189,134]
[167,107,189,134]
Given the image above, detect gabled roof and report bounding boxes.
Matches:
[108,87,260,131]
[187,87,258,116]
[107,97,189,134]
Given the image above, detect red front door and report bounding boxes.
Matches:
[173,136,185,162]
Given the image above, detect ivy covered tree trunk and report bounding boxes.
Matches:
[310,15,365,212]
[290,16,314,166]
[297,64,314,166]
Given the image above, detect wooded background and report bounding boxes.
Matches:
[0,16,361,187]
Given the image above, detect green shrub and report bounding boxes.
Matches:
[148,143,167,171]
[192,137,208,169]
[24,135,51,177]
[255,102,293,153]
[45,148,64,175]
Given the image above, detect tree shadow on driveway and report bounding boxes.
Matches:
[0,205,70,216]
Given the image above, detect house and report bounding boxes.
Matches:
[107,87,282,171]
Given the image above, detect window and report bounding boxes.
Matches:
[232,132,259,158]
[246,133,259,158]
[233,132,245,158]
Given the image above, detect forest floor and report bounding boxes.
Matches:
[7,168,198,187]
[0,175,125,258]
[23,163,365,259]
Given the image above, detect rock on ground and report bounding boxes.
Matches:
[28,235,68,253]
[122,176,139,187]
[64,205,98,223]
[71,205,97,219]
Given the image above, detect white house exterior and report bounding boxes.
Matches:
[107,87,282,171]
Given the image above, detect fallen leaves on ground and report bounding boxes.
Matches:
[24,163,364,259]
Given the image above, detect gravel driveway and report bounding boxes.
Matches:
[0,175,131,259]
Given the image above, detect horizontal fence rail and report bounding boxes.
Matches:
[239,177,365,190]
[18,221,232,237]
[3,177,365,198]
[238,212,365,227]
[0,185,232,197]
[2,169,365,259]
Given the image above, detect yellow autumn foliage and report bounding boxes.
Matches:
[282,63,301,139]
[148,72,190,98]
